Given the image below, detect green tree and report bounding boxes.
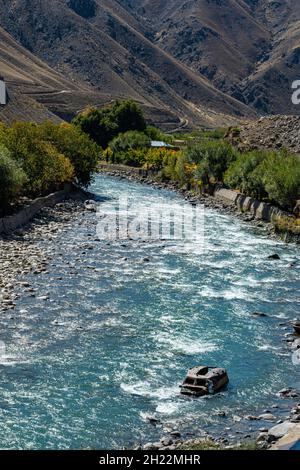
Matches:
[72,100,146,149]
[72,107,117,149]
[39,122,99,187]
[111,100,146,134]
[0,144,27,214]
[110,131,150,153]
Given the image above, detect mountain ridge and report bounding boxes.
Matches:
[0,0,299,127]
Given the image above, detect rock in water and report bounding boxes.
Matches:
[252,312,268,317]
[267,254,280,260]
[268,421,296,439]
[258,413,276,421]
[278,388,300,398]
[84,200,97,212]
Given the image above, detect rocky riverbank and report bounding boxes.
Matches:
[137,397,300,450]
[0,198,86,315]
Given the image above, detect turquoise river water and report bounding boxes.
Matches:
[0,174,299,449]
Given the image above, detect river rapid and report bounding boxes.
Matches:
[0,174,299,449]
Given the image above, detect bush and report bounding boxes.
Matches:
[261,152,300,211]
[143,148,177,171]
[159,151,179,181]
[38,122,99,187]
[0,145,27,214]
[224,150,268,200]
[118,149,148,167]
[73,100,146,149]
[22,140,74,195]
[110,131,150,153]
[187,140,237,185]
[225,149,300,210]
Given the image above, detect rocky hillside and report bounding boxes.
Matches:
[0,25,114,124]
[120,0,300,115]
[238,116,300,155]
[0,0,255,127]
[0,0,299,126]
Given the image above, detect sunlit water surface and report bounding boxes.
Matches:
[0,175,299,449]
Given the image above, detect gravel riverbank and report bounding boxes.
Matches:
[0,199,85,315]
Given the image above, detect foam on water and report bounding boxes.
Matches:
[156,333,218,355]
[0,174,298,449]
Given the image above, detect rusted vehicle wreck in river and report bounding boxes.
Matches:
[180,366,229,397]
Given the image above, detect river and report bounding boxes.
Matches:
[0,174,299,449]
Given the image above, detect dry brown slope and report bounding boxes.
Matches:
[119,0,270,94]
[240,0,300,114]
[0,0,256,128]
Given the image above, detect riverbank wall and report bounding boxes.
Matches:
[0,184,85,235]
[213,188,291,223]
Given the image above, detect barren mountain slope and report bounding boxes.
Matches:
[0,0,256,128]
[120,0,300,115]
[0,24,116,124]
[119,0,270,95]
[1,0,298,126]
[240,0,300,113]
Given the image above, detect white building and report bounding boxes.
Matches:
[0,78,6,105]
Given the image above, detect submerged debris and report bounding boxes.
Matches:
[180,366,229,397]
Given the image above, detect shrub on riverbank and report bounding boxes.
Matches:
[38,122,99,186]
[110,131,151,154]
[224,150,268,200]
[145,126,174,144]
[224,149,300,211]
[187,140,237,186]
[260,152,300,212]
[105,134,178,169]
[0,121,99,214]
[0,145,27,215]
[104,133,300,212]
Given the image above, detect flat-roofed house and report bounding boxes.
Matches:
[0,77,6,105]
[150,140,179,151]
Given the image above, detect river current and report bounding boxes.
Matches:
[0,174,299,449]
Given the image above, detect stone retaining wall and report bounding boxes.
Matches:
[214,188,291,222]
[0,184,75,234]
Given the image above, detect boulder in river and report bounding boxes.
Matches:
[258,413,276,421]
[252,311,269,318]
[292,321,300,335]
[268,421,296,440]
[84,200,97,212]
[267,254,280,260]
[277,388,299,398]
